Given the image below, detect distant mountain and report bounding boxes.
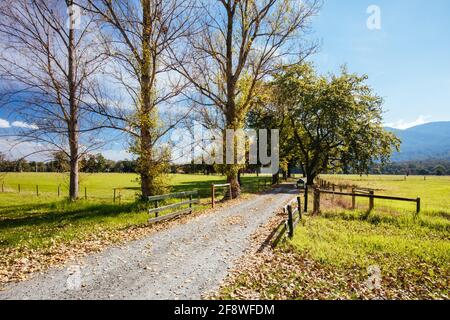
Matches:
[385,122,450,162]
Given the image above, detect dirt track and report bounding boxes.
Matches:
[0,185,297,300]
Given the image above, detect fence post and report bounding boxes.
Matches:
[155,200,159,217]
[297,196,302,220]
[416,198,421,215]
[304,185,308,213]
[58,185,60,197]
[287,205,294,238]
[85,187,87,200]
[211,184,215,208]
[313,187,321,215]
[352,188,356,210]
[18,184,20,193]
[1,183,3,192]
[189,194,193,213]
[36,185,39,196]
[113,188,116,203]
[369,190,374,211]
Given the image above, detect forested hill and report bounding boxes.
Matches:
[386,122,450,162]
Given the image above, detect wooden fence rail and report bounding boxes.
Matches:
[313,188,421,215]
[147,190,199,224]
[211,183,232,208]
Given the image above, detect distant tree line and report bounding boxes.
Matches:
[0,152,136,173]
[368,159,450,176]
[3,150,448,177]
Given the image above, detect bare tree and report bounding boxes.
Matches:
[0,0,107,200]
[174,0,320,198]
[81,0,197,197]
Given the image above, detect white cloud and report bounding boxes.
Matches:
[0,118,11,128]
[0,137,50,161]
[11,121,39,130]
[0,118,39,130]
[384,115,432,130]
[102,149,134,161]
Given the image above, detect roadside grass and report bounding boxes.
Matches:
[321,174,450,215]
[291,212,449,275]
[218,175,450,300]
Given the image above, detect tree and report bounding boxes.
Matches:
[175,0,320,198]
[80,153,107,172]
[434,165,445,176]
[0,0,106,200]
[52,151,71,172]
[247,83,295,184]
[260,63,400,184]
[83,0,195,197]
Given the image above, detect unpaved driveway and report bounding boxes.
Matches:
[0,185,297,300]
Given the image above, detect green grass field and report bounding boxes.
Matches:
[321,174,450,214]
[0,173,271,255]
[220,175,450,299]
[2,173,449,298]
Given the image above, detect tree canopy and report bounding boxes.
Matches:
[248,63,400,184]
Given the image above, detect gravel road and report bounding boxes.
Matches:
[0,185,297,300]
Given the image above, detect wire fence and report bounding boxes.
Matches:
[0,176,275,204]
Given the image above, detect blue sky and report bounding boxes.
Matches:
[309,0,450,128]
[1,0,449,160]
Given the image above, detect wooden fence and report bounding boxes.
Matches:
[147,190,200,224]
[313,187,421,215]
[272,196,303,247]
[211,183,232,208]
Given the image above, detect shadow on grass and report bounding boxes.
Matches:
[0,178,295,246]
[169,176,287,198]
[170,177,226,198]
[0,200,146,232]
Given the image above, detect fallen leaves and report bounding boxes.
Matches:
[209,210,450,300]
[0,198,252,288]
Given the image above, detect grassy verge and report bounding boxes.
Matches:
[0,173,274,252]
[217,176,450,300]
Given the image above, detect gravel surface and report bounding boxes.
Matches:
[0,185,298,300]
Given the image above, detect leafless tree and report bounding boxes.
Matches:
[0,0,108,200]
[81,0,197,197]
[174,0,321,197]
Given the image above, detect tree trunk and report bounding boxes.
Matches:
[237,169,242,186]
[68,0,79,201]
[306,171,316,186]
[227,171,241,199]
[272,171,279,185]
[139,0,156,198]
[139,137,153,197]
[69,150,79,201]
